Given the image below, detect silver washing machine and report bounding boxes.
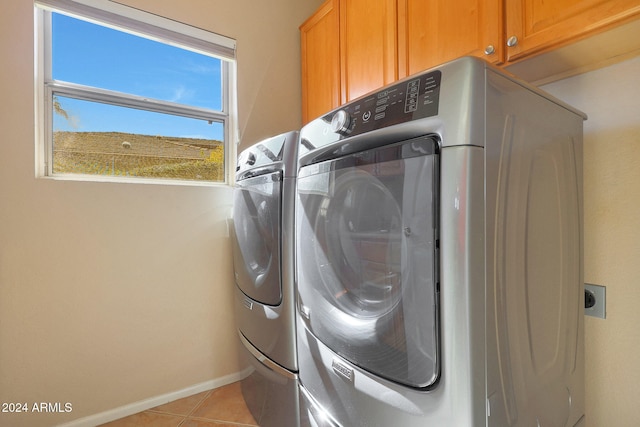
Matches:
[231,131,299,427]
[295,57,586,426]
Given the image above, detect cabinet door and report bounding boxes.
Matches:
[300,0,341,124]
[340,0,399,101]
[505,0,640,62]
[398,0,503,77]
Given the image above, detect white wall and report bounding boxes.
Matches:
[542,56,640,427]
[0,0,322,426]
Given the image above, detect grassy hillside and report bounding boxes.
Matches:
[53,131,225,182]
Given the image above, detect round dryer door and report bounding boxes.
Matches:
[296,136,440,389]
[317,168,404,320]
[232,171,282,305]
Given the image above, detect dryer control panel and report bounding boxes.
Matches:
[327,70,441,138]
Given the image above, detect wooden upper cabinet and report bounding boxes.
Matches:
[340,0,399,101]
[505,0,640,62]
[398,0,503,77]
[301,0,640,122]
[300,0,341,124]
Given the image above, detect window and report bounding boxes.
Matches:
[35,0,237,184]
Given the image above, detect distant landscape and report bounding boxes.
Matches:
[53,131,225,182]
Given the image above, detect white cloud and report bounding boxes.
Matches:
[169,85,195,103]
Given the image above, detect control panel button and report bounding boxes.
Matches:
[246,152,256,165]
[331,110,352,135]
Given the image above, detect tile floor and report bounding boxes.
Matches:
[99,382,258,427]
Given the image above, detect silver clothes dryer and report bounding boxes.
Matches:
[231,131,299,427]
[295,57,585,427]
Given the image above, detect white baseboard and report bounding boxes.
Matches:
[56,369,252,427]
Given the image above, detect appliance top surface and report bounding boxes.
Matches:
[298,56,585,166]
[236,130,299,179]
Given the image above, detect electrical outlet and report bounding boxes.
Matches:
[585,283,606,319]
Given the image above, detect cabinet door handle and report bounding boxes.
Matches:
[484,45,495,55]
[506,36,519,47]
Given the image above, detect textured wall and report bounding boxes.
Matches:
[542,55,640,427]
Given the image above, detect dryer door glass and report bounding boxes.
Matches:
[232,171,282,305]
[296,136,439,388]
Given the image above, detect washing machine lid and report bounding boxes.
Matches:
[296,136,440,389]
[232,170,283,305]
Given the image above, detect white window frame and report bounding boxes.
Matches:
[34,0,238,185]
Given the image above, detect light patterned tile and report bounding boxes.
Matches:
[98,410,183,427]
[182,418,257,427]
[190,382,257,425]
[149,390,211,416]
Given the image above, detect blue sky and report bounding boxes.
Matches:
[52,12,224,140]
